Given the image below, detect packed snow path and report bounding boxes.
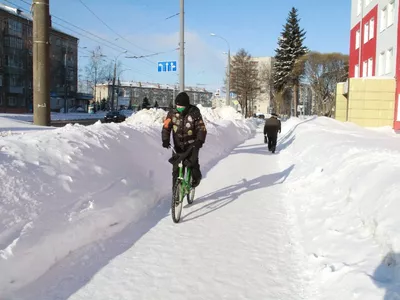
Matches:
[64,126,312,300]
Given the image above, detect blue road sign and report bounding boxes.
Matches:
[157,61,177,72]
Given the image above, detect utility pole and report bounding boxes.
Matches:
[179,0,185,92]
[227,49,231,106]
[63,43,68,114]
[111,61,116,111]
[32,0,50,126]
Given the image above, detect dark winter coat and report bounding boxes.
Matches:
[264,116,281,136]
[162,105,207,152]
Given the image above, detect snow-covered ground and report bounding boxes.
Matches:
[0,111,127,123]
[1,112,400,300]
[0,106,256,299]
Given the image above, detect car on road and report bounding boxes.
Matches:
[103,111,126,123]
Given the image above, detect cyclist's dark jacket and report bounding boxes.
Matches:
[162,105,207,152]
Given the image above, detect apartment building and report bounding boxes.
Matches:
[0,4,78,113]
[250,56,274,114]
[347,0,400,129]
[95,81,213,109]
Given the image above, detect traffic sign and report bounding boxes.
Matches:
[157,61,177,72]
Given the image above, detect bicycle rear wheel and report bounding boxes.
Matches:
[172,180,184,223]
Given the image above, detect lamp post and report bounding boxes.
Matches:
[111,50,127,110]
[210,33,230,106]
[179,0,185,92]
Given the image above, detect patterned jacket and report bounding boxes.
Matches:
[162,105,207,151]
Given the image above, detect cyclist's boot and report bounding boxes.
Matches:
[191,169,202,188]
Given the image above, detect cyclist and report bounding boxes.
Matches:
[162,92,207,188]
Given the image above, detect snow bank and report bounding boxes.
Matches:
[278,117,400,299]
[0,106,256,296]
[0,111,119,123]
[0,117,54,137]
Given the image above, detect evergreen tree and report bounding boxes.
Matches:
[273,7,308,114]
[154,100,159,108]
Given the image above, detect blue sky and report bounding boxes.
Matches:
[5,0,350,91]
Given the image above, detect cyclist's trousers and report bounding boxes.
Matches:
[172,148,201,187]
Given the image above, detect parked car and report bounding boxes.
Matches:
[103,111,126,123]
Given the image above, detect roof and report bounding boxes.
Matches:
[0,4,78,40]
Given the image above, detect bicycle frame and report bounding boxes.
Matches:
[171,146,192,200]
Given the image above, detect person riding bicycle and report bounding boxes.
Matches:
[162,92,207,188]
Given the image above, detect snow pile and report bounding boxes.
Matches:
[0,111,114,123]
[0,117,54,137]
[125,108,166,127]
[0,107,256,297]
[278,117,400,299]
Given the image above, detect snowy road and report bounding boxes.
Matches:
[65,126,312,300]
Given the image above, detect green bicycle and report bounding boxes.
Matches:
[169,146,196,223]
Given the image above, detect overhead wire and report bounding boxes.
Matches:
[3,0,177,82]
[14,0,178,67]
[77,0,156,55]
[78,46,155,80]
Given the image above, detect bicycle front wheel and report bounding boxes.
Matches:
[172,180,184,223]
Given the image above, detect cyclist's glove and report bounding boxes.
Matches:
[162,141,171,148]
[193,140,203,149]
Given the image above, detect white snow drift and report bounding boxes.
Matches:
[278,117,400,299]
[2,111,400,300]
[0,106,256,296]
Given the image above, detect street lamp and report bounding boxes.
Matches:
[111,50,127,110]
[210,33,231,106]
[179,0,185,93]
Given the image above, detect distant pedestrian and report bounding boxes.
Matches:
[263,113,281,153]
[142,97,150,110]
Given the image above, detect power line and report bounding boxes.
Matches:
[4,0,175,80]
[12,0,168,66]
[79,47,155,79]
[77,0,156,55]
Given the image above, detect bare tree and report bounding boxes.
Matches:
[295,52,348,116]
[229,48,259,117]
[84,46,113,101]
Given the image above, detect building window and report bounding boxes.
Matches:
[388,1,394,27]
[379,52,385,75]
[367,58,373,77]
[355,64,360,78]
[386,48,393,74]
[0,95,3,106]
[369,18,374,39]
[381,7,387,31]
[8,19,22,37]
[8,97,17,106]
[363,60,368,77]
[355,30,360,49]
[357,0,362,15]
[20,97,26,106]
[10,75,18,86]
[364,22,369,43]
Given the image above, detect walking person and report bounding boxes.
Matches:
[263,113,281,154]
